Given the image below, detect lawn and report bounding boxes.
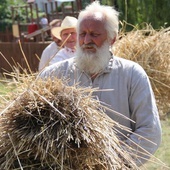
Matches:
[142,119,170,169]
[0,81,170,169]
[0,82,9,95]
[0,81,16,95]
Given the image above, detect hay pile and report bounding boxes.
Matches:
[0,76,139,170]
[114,26,170,117]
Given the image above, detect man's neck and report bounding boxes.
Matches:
[90,71,102,81]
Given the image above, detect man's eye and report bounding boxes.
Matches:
[79,33,85,37]
[63,33,69,36]
[71,32,76,35]
[92,33,100,37]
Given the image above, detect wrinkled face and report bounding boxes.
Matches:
[78,17,107,53]
[76,16,111,75]
[61,28,77,49]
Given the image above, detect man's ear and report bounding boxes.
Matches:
[110,37,116,45]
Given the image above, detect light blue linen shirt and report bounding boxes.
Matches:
[40,55,162,166]
[49,46,76,65]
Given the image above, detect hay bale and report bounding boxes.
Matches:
[0,77,138,170]
[114,26,170,117]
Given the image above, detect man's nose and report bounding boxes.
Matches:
[84,34,92,44]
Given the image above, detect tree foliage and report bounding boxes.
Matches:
[1,0,170,32]
[82,0,170,30]
[0,0,26,20]
[0,0,9,20]
[114,0,170,30]
[0,0,28,31]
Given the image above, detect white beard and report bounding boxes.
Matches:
[75,41,111,75]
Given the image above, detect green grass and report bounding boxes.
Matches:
[0,82,10,95]
[0,82,170,169]
[0,82,9,104]
[143,119,170,170]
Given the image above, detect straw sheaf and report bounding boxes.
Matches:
[114,27,170,116]
[0,77,138,170]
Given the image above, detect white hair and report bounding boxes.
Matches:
[77,1,119,40]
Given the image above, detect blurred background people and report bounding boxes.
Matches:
[49,16,77,64]
[39,14,48,28]
[39,14,49,39]
[38,19,62,71]
[38,16,77,71]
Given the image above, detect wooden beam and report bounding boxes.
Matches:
[26,26,51,39]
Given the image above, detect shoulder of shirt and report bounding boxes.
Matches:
[54,56,74,64]
[113,55,146,74]
[43,57,74,73]
[113,56,140,66]
[43,42,59,51]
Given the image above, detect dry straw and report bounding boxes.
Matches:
[114,25,170,117]
[0,75,141,170]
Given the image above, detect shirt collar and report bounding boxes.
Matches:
[65,46,75,53]
[102,53,114,73]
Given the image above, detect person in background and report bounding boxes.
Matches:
[49,16,77,64]
[39,1,161,166]
[38,16,77,71]
[39,14,48,28]
[39,14,49,39]
[49,19,62,41]
[38,19,62,71]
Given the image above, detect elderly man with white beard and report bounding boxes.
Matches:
[39,1,162,167]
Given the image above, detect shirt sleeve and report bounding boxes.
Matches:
[38,49,49,71]
[39,43,59,71]
[124,64,162,166]
[38,59,71,80]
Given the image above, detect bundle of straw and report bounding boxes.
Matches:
[114,25,170,116]
[0,76,138,170]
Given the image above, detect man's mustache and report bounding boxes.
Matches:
[81,44,97,49]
